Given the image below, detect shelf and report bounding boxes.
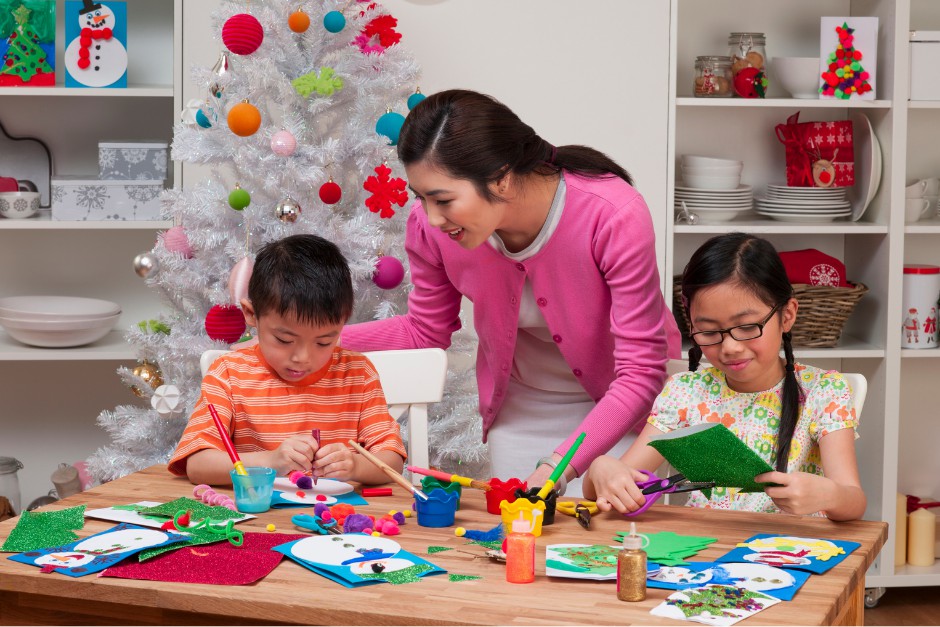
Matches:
[0,210,171,230]
[900,349,940,358]
[867,564,940,588]
[674,219,887,234]
[908,101,940,109]
[676,98,892,109]
[680,335,885,360]
[0,330,135,361]
[0,85,174,98]
[903,218,940,234]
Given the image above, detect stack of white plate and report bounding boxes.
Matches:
[675,185,754,223]
[755,185,851,222]
[0,296,121,348]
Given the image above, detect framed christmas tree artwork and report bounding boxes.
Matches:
[819,16,878,100]
[0,1,55,87]
[64,0,127,88]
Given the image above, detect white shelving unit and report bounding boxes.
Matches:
[0,0,181,505]
[668,0,939,592]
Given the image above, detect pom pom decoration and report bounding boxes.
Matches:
[463,523,505,543]
[392,511,406,525]
[313,502,330,518]
[222,13,264,56]
[130,361,164,398]
[296,476,313,490]
[288,470,306,484]
[270,130,297,157]
[228,256,254,304]
[160,226,193,258]
[372,255,405,289]
[819,22,873,99]
[228,101,262,137]
[266,523,276,532]
[364,163,408,219]
[329,503,355,526]
[319,178,342,204]
[375,110,406,145]
[288,9,310,33]
[205,304,247,344]
[275,196,302,223]
[323,10,346,33]
[228,184,251,211]
[407,88,427,111]
[343,513,374,534]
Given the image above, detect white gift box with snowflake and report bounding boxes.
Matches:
[98,142,168,181]
[51,177,165,221]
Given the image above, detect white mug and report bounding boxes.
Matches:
[924,178,940,197]
[905,197,931,222]
[906,180,928,198]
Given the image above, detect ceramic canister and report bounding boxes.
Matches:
[902,265,940,349]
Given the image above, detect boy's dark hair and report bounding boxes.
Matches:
[248,234,353,326]
[397,89,633,202]
[680,232,801,473]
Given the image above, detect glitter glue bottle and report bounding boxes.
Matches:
[617,522,647,601]
[505,513,536,583]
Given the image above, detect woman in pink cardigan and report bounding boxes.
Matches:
[342,90,680,496]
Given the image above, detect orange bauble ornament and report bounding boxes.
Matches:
[228,100,262,137]
[288,10,310,33]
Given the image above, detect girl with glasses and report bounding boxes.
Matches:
[584,232,866,521]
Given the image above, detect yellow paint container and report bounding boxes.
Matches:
[500,498,546,537]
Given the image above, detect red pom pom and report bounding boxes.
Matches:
[222,13,264,56]
[319,180,342,204]
[296,490,306,498]
[316,494,327,501]
[177,511,191,527]
[77,58,90,69]
[204,304,247,344]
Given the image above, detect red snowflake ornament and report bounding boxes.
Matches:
[353,14,401,55]
[363,164,407,218]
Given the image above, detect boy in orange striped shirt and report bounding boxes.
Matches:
[168,235,406,486]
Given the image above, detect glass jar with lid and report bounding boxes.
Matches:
[694,56,733,97]
[728,32,768,98]
[0,456,24,515]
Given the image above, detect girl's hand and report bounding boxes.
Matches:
[313,443,355,481]
[268,434,319,475]
[757,470,836,516]
[588,455,650,514]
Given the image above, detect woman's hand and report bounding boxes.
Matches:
[757,470,838,516]
[587,455,650,514]
[313,443,355,481]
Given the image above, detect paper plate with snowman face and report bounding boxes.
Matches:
[273,476,354,496]
[290,534,402,569]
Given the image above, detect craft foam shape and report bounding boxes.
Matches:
[715,533,861,574]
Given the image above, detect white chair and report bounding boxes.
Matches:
[842,372,867,419]
[199,347,448,484]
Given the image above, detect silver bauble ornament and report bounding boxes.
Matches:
[275,196,302,223]
[208,50,230,97]
[133,252,159,278]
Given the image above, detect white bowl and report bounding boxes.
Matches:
[0,191,40,219]
[681,164,744,177]
[772,57,820,99]
[0,313,121,330]
[682,173,742,190]
[0,315,119,348]
[0,296,121,320]
[681,155,743,168]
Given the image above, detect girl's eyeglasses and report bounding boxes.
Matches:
[689,304,782,347]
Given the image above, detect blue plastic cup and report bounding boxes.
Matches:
[230,466,276,513]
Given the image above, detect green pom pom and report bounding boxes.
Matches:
[228,187,250,211]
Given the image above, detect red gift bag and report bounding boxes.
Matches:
[774,112,855,188]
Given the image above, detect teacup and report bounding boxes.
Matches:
[906,180,927,198]
[924,178,940,197]
[905,197,931,223]
[0,191,40,219]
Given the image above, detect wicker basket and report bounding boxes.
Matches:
[672,278,869,348]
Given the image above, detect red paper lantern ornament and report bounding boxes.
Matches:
[319,178,342,204]
[222,13,264,56]
[205,304,247,344]
[372,256,405,289]
[228,100,262,137]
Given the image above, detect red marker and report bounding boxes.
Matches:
[362,487,393,497]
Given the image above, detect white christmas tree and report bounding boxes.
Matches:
[87,0,486,484]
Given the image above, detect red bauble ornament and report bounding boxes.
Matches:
[733,66,760,98]
[319,179,342,204]
[222,13,264,56]
[372,256,405,289]
[205,304,247,344]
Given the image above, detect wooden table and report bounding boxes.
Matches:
[0,465,886,626]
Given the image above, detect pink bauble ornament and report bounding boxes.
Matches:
[372,256,405,289]
[270,130,297,157]
[205,304,247,344]
[160,226,193,259]
[228,256,254,304]
[222,13,264,56]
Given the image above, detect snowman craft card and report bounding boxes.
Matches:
[64,0,127,88]
[8,523,187,577]
[274,533,445,587]
[715,534,860,574]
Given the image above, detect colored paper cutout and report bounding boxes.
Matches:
[647,561,811,601]
[545,544,621,580]
[137,498,247,522]
[615,530,717,566]
[86,501,253,529]
[650,584,781,625]
[715,534,860,574]
[1,505,86,553]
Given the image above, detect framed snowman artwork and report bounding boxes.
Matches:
[64,0,127,88]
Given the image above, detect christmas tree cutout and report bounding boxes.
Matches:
[1,3,55,86]
[820,22,872,99]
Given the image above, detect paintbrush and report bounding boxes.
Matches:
[537,432,586,500]
[348,439,429,501]
[406,465,492,491]
[311,428,320,486]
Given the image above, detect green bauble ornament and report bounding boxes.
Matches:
[228,184,250,211]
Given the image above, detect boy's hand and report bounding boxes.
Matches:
[267,434,320,475]
[588,455,650,514]
[313,443,355,481]
[757,470,834,516]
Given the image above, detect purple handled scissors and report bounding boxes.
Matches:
[623,470,715,516]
